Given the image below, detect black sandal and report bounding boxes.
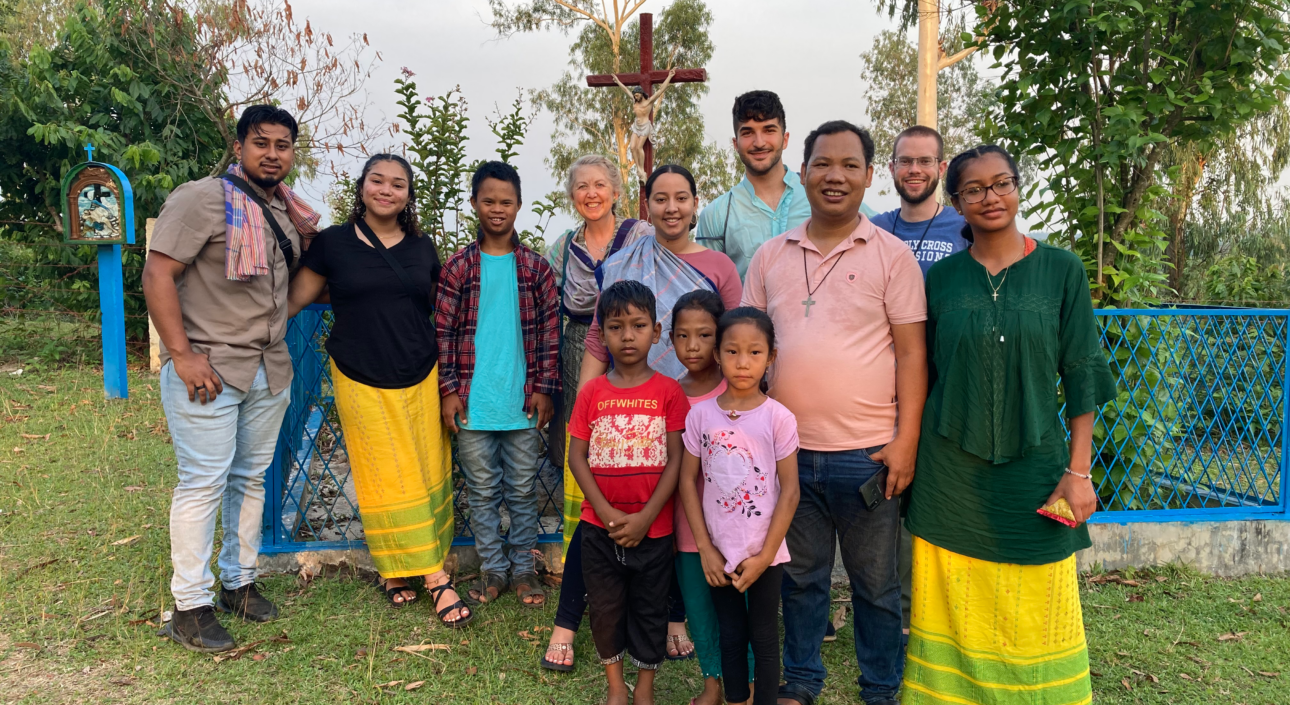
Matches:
[540,641,575,672]
[426,580,473,629]
[374,577,418,608]
[465,572,508,605]
[513,572,546,608]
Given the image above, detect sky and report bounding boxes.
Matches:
[289,0,966,240]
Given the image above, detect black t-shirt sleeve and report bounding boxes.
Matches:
[300,225,341,277]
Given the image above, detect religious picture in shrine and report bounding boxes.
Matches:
[62,162,129,245]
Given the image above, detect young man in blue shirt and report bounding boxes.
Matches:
[437,161,560,609]
[870,126,969,276]
[696,90,811,280]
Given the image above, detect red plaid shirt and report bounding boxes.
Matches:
[435,239,561,404]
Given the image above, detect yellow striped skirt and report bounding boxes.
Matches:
[331,362,455,579]
[560,428,584,559]
[903,537,1092,705]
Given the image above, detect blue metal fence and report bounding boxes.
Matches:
[260,306,1290,554]
[1087,309,1288,524]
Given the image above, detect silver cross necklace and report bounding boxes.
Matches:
[982,238,1027,343]
[801,247,846,318]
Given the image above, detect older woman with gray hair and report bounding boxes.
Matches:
[545,155,652,515]
[542,155,658,672]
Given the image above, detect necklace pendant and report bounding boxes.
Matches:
[992,291,999,301]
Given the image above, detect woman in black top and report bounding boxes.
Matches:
[289,154,471,628]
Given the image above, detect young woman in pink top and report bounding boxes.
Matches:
[680,308,801,705]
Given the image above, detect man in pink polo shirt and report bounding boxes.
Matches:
[742,120,927,705]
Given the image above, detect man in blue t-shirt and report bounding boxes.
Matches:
[870,126,969,277]
[870,126,968,664]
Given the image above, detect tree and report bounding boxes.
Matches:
[326,71,558,259]
[489,0,739,214]
[0,0,229,340]
[1162,88,1290,296]
[0,0,77,58]
[859,28,993,191]
[109,0,384,177]
[975,0,1290,305]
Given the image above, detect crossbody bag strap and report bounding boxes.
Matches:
[220,173,295,269]
[694,190,735,250]
[354,219,430,317]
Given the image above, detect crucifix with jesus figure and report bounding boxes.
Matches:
[585,13,707,218]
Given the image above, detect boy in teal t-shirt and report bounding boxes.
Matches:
[435,161,560,607]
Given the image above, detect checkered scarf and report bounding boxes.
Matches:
[222,164,320,281]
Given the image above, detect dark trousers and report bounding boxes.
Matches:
[581,521,674,669]
[780,447,902,705]
[556,522,686,632]
[711,564,783,705]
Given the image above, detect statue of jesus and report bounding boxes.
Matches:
[614,68,676,181]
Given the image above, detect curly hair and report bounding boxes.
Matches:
[348,153,421,238]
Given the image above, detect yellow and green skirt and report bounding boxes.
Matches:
[560,428,583,559]
[903,537,1092,705]
[331,362,455,579]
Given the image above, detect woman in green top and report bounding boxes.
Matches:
[902,145,1115,705]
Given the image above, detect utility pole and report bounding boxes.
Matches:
[916,0,983,129]
[916,0,940,129]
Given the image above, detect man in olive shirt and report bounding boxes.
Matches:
[143,105,318,653]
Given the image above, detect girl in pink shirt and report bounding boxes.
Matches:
[670,290,730,705]
[680,307,800,705]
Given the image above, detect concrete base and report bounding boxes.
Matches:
[1078,519,1290,576]
[258,520,1290,579]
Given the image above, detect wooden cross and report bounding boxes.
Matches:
[585,13,707,218]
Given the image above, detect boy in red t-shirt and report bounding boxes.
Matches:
[568,280,689,705]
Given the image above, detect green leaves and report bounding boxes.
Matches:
[859,28,995,172]
[0,0,228,340]
[980,0,1290,306]
[389,76,551,258]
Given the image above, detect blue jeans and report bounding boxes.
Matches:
[162,361,289,611]
[780,447,903,704]
[456,428,543,577]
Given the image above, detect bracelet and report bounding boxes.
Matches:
[1064,468,1092,480]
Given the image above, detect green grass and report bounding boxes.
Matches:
[2,367,1289,703]
[0,315,103,369]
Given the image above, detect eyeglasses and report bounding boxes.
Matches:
[891,156,939,170]
[954,177,1018,204]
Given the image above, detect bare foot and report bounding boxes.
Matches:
[424,571,469,623]
[543,625,576,668]
[693,676,724,705]
[634,668,657,705]
[605,686,630,705]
